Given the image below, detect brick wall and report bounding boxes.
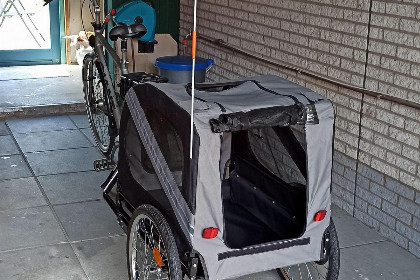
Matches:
[179,0,420,257]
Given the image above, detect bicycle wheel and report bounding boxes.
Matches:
[82,53,115,157]
[278,220,340,280]
[127,204,183,280]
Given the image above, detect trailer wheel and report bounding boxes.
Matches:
[127,204,183,280]
[278,219,340,280]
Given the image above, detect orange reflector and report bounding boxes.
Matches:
[314,210,327,222]
[182,39,188,46]
[202,227,218,239]
[110,9,116,16]
[153,248,163,267]
[104,17,110,23]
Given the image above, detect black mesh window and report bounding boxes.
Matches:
[143,110,184,187]
[248,125,307,186]
[125,116,172,210]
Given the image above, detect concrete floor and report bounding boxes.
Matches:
[0,114,419,280]
[0,65,84,118]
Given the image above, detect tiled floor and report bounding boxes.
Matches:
[0,115,419,280]
[0,115,124,280]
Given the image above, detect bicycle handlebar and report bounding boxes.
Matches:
[43,0,53,6]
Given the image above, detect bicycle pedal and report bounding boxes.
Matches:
[94,158,116,171]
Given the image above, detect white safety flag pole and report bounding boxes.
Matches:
[189,0,198,159]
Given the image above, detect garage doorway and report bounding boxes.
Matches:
[0,0,60,66]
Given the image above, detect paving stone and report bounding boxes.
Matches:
[0,206,66,251]
[25,147,102,176]
[0,154,31,180]
[74,236,127,280]
[69,114,90,129]
[74,225,281,280]
[7,116,77,134]
[14,129,93,153]
[0,64,72,81]
[333,209,387,248]
[340,241,420,280]
[0,244,87,280]
[233,270,280,280]
[80,128,96,146]
[0,177,46,211]
[54,200,124,242]
[38,171,108,205]
[0,121,9,135]
[0,135,20,156]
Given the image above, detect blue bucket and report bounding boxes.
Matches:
[155,56,214,84]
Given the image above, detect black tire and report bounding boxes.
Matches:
[127,204,183,280]
[278,219,340,280]
[82,53,115,157]
[325,220,340,280]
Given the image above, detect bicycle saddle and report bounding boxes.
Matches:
[109,21,147,41]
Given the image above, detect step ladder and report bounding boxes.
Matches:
[0,0,46,47]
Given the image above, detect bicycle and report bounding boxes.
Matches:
[46,0,163,163]
[82,0,146,160]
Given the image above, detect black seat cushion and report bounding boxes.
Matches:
[109,22,147,41]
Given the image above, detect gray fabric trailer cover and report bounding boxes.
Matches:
[126,75,334,280]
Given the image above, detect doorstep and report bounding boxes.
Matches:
[0,103,85,120]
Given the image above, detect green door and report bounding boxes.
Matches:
[0,0,61,66]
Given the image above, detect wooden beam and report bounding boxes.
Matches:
[65,0,71,64]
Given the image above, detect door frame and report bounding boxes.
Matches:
[0,0,61,66]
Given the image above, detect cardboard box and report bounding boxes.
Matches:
[114,34,178,77]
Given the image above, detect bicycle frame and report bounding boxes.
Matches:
[90,0,127,129]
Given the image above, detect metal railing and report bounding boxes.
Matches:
[198,34,420,111]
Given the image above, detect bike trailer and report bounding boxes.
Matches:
[114,75,335,279]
